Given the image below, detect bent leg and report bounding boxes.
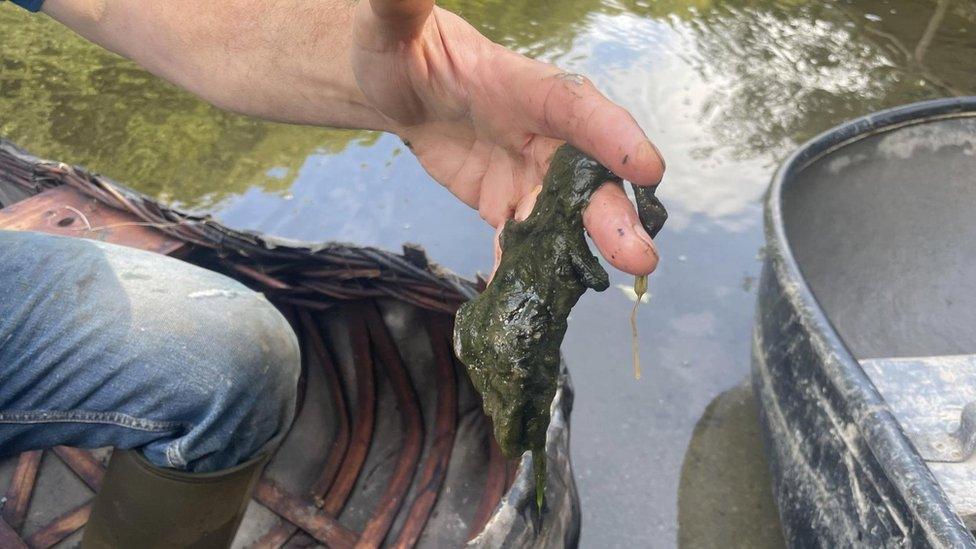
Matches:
[0,231,300,472]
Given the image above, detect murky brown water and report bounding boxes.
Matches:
[3,1,976,546]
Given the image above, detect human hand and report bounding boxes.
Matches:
[352,0,666,276]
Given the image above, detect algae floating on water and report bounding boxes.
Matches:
[453,144,667,509]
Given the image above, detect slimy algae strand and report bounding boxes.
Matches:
[628,182,668,380]
[631,274,648,379]
[453,144,668,510]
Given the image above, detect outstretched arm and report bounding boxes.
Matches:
[40,0,666,275]
[41,0,384,129]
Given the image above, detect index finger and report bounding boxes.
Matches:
[505,58,666,186]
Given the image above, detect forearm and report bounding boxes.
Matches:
[41,0,389,130]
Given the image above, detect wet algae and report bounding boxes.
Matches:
[453,144,667,508]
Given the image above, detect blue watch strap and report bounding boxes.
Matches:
[8,0,45,12]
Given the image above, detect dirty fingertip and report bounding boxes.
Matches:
[584,184,659,275]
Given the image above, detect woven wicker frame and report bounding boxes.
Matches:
[0,139,580,548]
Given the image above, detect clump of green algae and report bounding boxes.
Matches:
[454,144,666,510]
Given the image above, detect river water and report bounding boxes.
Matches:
[3,1,976,547]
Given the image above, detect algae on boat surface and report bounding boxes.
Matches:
[453,144,667,509]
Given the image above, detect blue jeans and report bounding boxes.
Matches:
[0,231,300,473]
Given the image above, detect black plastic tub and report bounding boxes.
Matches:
[753,97,976,547]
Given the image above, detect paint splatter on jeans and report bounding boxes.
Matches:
[0,231,300,472]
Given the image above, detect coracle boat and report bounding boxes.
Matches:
[753,97,976,547]
[0,139,580,548]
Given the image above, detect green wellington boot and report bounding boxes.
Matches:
[81,450,268,549]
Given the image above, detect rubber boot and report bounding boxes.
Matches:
[81,449,268,549]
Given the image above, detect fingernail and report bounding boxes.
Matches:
[632,223,658,256]
[637,140,666,175]
[647,140,666,172]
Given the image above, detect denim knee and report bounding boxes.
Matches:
[140,286,302,473]
[0,231,301,472]
[213,296,302,454]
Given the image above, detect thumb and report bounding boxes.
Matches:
[488,186,541,283]
[362,0,434,43]
[489,223,504,284]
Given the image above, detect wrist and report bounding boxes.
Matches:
[271,57,392,131]
[192,3,395,132]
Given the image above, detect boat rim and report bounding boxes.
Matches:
[763,96,976,543]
